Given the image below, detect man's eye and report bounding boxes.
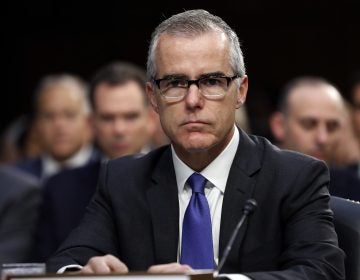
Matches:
[327,121,340,133]
[168,79,186,87]
[202,78,224,87]
[300,119,317,130]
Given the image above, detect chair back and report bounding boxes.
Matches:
[330,196,360,280]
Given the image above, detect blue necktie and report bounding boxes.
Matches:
[180,173,214,269]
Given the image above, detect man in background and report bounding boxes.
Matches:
[32,62,164,261]
[350,72,360,145]
[16,74,95,181]
[269,76,360,200]
[89,62,162,158]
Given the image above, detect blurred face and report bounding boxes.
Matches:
[282,85,345,162]
[93,81,150,158]
[351,84,360,138]
[35,85,90,161]
[147,31,247,169]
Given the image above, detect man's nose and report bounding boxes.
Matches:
[53,115,68,128]
[113,119,126,134]
[316,126,329,144]
[184,84,204,109]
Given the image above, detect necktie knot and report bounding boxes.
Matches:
[187,173,206,194]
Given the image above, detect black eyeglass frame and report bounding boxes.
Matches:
[153,74,241,91]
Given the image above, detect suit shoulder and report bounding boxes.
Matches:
[42,161,102,201]
[15,157,42,178]
[250,134,327,171]
[99,146,171,192]
[0,166,40,205]
[106,146,170,172]
[0,165,39,190]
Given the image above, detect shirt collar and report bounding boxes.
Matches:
[42,144,94,178]
[172,125,239,194]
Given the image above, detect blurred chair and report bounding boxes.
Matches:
[330,196,360,280]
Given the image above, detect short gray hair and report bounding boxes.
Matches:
[147,9,246,80]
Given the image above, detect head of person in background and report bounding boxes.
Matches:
[89,61,166,159]
[34,74,93,163]
[235,106,251,133]
[0,115,42,164]
[349,72,360,141]
[15,74,94,180]
[331,101,360,166]
[269,76,347,165]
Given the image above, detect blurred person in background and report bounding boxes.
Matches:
[331,102,360,167]
[269,76,360,201]
[89,62,161,157]
[0,165,41,265]
[148,108,170,148]
[350,72,360,146]
[32,61,165,261]
[344,72,360,176]
[269,76,346,164]
[16,74,96,181]
[0,115,42,164]
[235,106,251,133]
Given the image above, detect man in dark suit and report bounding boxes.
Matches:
[16,74,96,181]
[0,165,41,264]
[32,62,161,261]
[269,76,360,201]
[48,10,345,279]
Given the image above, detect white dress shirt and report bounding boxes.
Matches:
[41,144,94,180]
[172,126,250,280]
[172,126,239,264]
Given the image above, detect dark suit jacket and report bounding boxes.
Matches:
[0,165,41,264]
[48,130,345,279]
[16,157,42,179]
[330,166,360,201]
[32,161,102,261]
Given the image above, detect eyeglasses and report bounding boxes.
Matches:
[153,74,241,102]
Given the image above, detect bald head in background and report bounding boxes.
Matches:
[270,77,346,164]
[350,75,360,140]
[34,74,92,162]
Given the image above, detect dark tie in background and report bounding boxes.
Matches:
[180,172,214,269]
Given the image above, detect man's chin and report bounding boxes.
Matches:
[180,141,214,153]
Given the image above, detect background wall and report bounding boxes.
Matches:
[3,0,360,138]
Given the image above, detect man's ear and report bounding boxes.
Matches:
[236,75,248,109]
[146,82,159,113]
[269,111,286,141]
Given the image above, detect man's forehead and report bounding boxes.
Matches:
[288,86,344,112]
[155,32,231,75]
[287,110,344,128]
[295,115,342,123]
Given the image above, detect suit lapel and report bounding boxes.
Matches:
[219,129,261,264]
[146,147,179,264]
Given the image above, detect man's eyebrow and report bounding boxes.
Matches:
[198,72,227,79]
[159,74,187,80]
[158,72,227,80]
